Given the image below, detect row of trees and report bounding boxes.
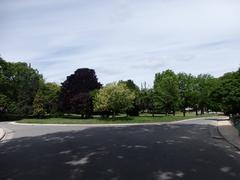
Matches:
[0,57,60,119]
[0,57,239,119]
[0,57,42,116]
[92,69,239,118]
[91,71,217,118]
[153,70,218,116]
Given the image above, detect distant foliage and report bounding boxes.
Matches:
[33,91,46,118]
[177,73,217,116]
[59,68,101,118]
[154,70,179,115]
[41,82,60,114]
[118,80,140,116]
[93,83,135,118]
[211,69,240,115]
[177,73,196,116]
[0,94,17,114]
[1,57,239,120]
[0,57,43,116]
[195,74,217,114]
[137,88,155,114]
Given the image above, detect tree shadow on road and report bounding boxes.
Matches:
[0,124,240,180]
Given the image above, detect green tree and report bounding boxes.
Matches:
[154,70,179,115]
[118,80,140,116]
[0,94,17,114]
[59,68,101,118]
[94,83,135,118]
[33,91,46,118]
[40,82,60,114]
[177,73,195,116]
[195,74,217,115]
[118,80,140,93]
[138,87,156,116]
[211,69,240,115]
[0,58,43,116]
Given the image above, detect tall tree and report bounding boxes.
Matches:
[177,73,195,116]
[33,91,46,118]
[94,83,135,118]
[138,88,156,116]
[40,82,60,114]
[211,68,240,115]
[118,80,140,92]
[59,68,101,118]
[195,74,217,115]
[154,70,179,115]
[118,80,140,116]
[0,94,17,115]
[0,57,43,116]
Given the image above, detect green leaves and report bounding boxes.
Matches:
[154,70,179,115]
[41,82,60,114]
[59,68,101,117]
[211,70,240,114]
[0,57,43,115]
[33,91,46,118]
[94,83,136,117]
[1,56,239,119]
[0,94,17,114]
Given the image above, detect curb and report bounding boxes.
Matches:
[0,128,6,141]
[10,116,226,127]
[217,120,240,151]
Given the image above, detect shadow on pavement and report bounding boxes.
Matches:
[0,124,240,180]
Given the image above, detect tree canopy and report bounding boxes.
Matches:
[154,70,179,115]
[1,57,239,120]
[93,83,135,118]
[59,68,101,118]
[211,69,240,115]
[118,80,140,116]
[177,73,195,116]
[0,57,43,116]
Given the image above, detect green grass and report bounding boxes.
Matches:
[18,113,217,124]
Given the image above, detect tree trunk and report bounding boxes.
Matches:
[183,109,186,117]
[112,112,116,119]
[195,109,198,116]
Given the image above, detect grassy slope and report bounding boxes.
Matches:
[18,113,216,124]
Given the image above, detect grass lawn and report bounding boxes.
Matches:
[18,112,217,124]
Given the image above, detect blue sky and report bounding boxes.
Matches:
[1,0,240,87]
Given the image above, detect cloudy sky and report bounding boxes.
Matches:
[1,0,240,86]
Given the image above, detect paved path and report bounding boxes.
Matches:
[218,120,240,150]
[1,119,240,180]
[0,128,5,140]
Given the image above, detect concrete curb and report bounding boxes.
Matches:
[10,116,226,127]
[0,128,6,141]
[217,120,240,151]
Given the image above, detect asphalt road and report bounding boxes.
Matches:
[1,119,240,180]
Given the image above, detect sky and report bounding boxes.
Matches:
[1,0,240,87]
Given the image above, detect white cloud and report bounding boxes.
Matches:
[0,0,240,86]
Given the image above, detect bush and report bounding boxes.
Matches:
[231,115,240,126]
[93,83,135,118]
[33,91,46,118]
[0,114,23,121]
[231,115,240,136]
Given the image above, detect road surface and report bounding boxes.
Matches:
[0,119,240,180]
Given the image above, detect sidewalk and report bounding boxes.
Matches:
[0,128,6,141]
[218,120,240,150]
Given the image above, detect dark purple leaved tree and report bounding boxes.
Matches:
[59,68,101,118]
